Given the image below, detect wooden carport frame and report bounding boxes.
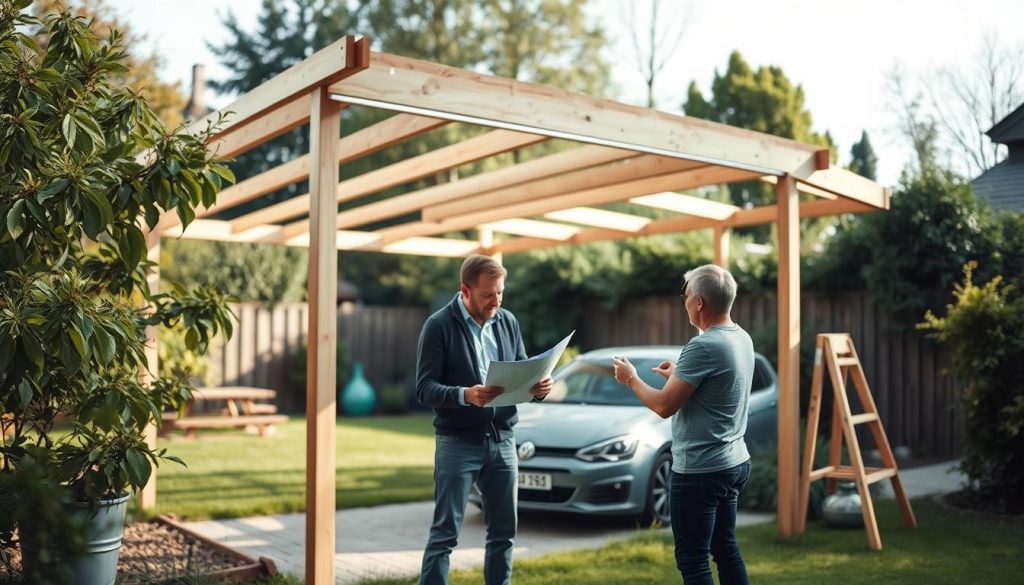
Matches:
[141,35,889,584]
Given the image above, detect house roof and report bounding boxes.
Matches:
[986,101,1024,145]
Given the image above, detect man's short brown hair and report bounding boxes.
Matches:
[460,254,506,287]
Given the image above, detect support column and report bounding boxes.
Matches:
[306,86,341,585]
[479,227,502,264]
[775,174,801,538]
[138,223,162,510]
[713,226,730,268]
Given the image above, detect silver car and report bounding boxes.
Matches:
[472,346,778,525]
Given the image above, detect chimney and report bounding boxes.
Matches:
[183,64,208,121]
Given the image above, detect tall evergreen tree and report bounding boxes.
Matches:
[849,130,878,181]
[683,51,835,208]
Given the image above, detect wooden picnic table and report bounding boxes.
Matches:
[161,386,286,438]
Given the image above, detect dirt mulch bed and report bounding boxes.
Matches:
[2,516,274,583]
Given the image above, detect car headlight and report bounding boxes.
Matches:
[575,435,639,462]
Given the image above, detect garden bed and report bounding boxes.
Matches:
[2,515,276,584]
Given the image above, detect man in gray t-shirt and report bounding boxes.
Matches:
[613,264,753,585]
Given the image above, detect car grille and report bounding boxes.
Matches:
[533,446,577,458]
[586,481,631,504]
[519,486,575,503]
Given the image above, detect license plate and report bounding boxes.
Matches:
[518,472,552,491]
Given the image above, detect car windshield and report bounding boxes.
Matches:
[546,358,669,406]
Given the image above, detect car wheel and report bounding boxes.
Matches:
[638,451,672,527]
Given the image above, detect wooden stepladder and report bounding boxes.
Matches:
[797,333,917,550]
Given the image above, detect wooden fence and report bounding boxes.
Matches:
[577,292,961,458]
[203,293,960,457]
[207,303,427,413]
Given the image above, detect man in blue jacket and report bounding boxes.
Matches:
[416,254,552,585]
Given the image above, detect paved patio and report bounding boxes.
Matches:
[184,460,964,584]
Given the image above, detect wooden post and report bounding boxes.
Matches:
[479,227,502,265]
[713,226,730,268]
[138,223,162,510]
[306,86,341,585]
[775,174,801,538]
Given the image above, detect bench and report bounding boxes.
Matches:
[160,413,288,438]
[160,386,284,439]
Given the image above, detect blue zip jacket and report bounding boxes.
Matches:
[416,295,528,442]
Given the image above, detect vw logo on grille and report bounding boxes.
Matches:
[517,441,536,460]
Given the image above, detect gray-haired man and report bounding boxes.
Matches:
[613,264,753,585]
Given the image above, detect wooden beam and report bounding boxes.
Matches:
[422,155,701,222]
[799,167,890,209]
[367,165,758,247]
[714,226,730,268]
[238,128,546,236]
[305,86,341,585]
[208,92,312,160]
[479,227,501,265]
[186,36,368,141]
[630,192,740,220]
[332,144,636,231]
[138,223,162,511]
[776,174,801,540]
[165,113,448,230]
[543,207,651,232]
[492,194,878,255]
[330,52,825,178]
[382,237,481,257]
[481,218,580,240]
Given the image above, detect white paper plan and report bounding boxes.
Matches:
[485,331,575,407]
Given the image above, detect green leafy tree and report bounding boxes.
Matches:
[0,4,234,578]
[32,0,187,127]
[478,0,611,97]
[848,130,878,181]
[162,239,309,303]
[683,51,835,208]
[807,168,998,326]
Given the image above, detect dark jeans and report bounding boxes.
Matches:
[669,460,752,585]
[420,433,518,585]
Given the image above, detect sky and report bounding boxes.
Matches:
[106,0,1024,187]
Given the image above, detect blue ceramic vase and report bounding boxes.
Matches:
[340,361,376,416]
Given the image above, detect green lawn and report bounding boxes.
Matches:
[147,414,436,520]
[355,498,1024,585]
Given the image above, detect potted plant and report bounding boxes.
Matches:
[0,4,234,583]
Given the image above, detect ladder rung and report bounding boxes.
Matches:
[865,467,898,484]
[808,465,835,481]
[834,357,860,366]
[808,465,897,485]
[849,412,879,425]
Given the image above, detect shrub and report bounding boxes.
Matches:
[377,384,410,415]
[0,4,233,578]
[919,262,1024,513]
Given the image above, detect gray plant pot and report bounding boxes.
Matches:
[66,493,131,585]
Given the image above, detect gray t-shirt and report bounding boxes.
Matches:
[671,324,755,474]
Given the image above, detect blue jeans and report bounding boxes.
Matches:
[420,433,518,585]
[669,460,752,585]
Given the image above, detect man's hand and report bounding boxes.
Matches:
[612,356,638,388]
[652,360,673,380]
[466,384,504,407]
[530,376,553,400]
